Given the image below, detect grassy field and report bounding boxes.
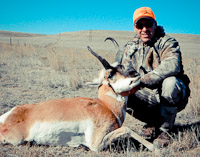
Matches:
[0,30,200,156]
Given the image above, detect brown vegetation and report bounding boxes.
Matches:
[0,30,200,156]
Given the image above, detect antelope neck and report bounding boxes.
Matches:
[97,84,126,126]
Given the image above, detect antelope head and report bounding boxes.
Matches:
[87,46,140,96]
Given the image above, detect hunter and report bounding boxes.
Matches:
[115,7,190,148]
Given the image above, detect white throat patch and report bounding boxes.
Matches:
[106,91,125,102]
[110,78,140,94]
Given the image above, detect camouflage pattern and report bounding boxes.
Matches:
[117,26,190,130]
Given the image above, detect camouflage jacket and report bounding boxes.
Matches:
[116,26,189,89]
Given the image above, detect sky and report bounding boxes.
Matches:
[0,0,199,35]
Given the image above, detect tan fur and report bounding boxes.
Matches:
[0,89,120,146]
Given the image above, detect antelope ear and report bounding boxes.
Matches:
[85,81,99,87]
[85,69,105,87]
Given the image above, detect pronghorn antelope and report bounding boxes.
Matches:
[0,45,155,152]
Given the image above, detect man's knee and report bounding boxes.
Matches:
[161,77,182,105]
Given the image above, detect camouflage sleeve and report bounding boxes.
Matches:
[120,41,138,69]
[141,37,181,87]
[115,49,124,63]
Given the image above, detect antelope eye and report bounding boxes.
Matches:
[108,73,113,79]
[108,71,115,79]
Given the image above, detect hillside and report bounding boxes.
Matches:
[0,30,199,58]
[0,30,46,37]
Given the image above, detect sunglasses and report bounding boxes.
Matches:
[135,20,154,29]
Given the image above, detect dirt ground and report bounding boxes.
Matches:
[0,30,200,156]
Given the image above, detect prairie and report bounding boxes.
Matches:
[0,30,200,156]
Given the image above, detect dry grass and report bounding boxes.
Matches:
[0,32,200,156]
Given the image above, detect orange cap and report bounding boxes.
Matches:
[133,7,155,23]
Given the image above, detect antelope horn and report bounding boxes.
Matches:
[87,46,113,70]
[104,37,119,48]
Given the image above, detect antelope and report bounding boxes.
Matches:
[0,46,155,152]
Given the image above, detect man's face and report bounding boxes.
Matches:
[134,18,157,43]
